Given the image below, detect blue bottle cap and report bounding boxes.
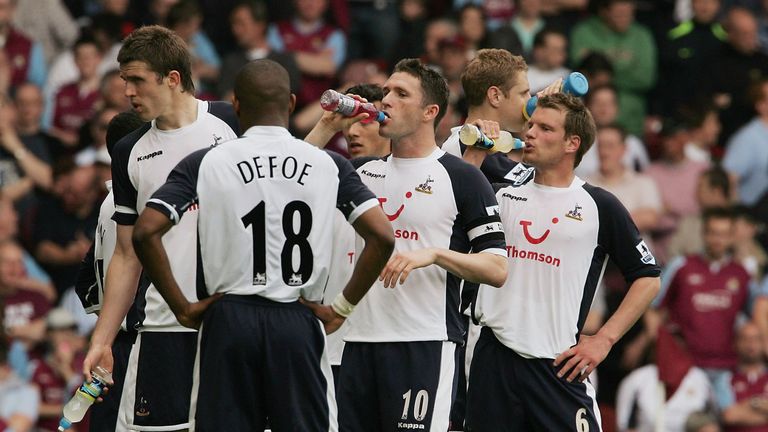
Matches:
[563,72,589,96]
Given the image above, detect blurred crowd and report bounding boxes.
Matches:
[0,0,768,430]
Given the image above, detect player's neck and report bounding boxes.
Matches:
[155,94,199,130]
[391,128,438,158]
[533,164,575,188]
[466,106,504,129]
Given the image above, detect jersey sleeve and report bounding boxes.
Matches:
[146,147,212,224]
[110,134,141,225]
[327,151,378,224]
[207,101,241,135]
[585,184,662,284]
[441,155,506,256]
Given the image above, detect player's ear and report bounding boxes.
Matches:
[423,103,439,123]
[565,134,581,156]
[233,96,241,117]
[288,94,297,115]
[487,86,502,108]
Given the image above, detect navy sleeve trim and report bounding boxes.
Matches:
[326,150,378,222]
[148,147,212,224]
[207,101,241,135]
[111,123,151,219]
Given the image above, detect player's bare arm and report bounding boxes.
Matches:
[304,205,394,334]
[132,207,221,330]
[82,224,142,383]
[380,248,507,289]
[553,276,660,382]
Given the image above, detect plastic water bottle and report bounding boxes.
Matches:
[57,366,112,431]
[320,89,387,123]
[523,72,589,120]
[459,124,524,153]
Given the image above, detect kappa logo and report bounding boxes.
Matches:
[361,169,386,179]
[520,218,559,245]
[136,150,163,162]
[378,192,412,221]
[415,175,435,194]
[565,203,583,221]
[501,193,527,202]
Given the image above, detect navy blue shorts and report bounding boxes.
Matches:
[119,331,197,430]
[192,294,335,432]
[89,329,136,432]
[337,340,457,432]
[465,327,602,432]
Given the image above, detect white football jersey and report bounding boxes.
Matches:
[344,149,506,343]
[111,100,239,331]
[473,175,660,359]
[441,126,462,158]
[76,182,116,314]
[148,126,378,302]
[322,210,357,365]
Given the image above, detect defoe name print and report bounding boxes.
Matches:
[237,155,313,186]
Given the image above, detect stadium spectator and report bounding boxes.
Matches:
[668,166,733,259]
[716,321,768,431]
[267,0,346,108]
[681,103,722,164]
[454,0,514,30]
[0,240,52,352]
[12,0,78,66]
[587,124,661,235]
[657,0,726,117]
[707,7,768,146]
[218,1,301,99]
[30,308,86,432]
[98,69,130,112]
[616,327,713,432]
[0,89,53,212]
[346,0,400,62]
[570,0,657,136]
[167,0,221,95]
[509,0,546,57]
[527,28,570,94]
[723,78,768,207]
[391,0,429,64]
[0,0,46,89]
[457,4,488,57]
[574,50,614,88]
[650,208,753,384]
[49,37,103,148]
[0,337,38,432]
[732,205,767,280]
[577,84,650,178]
[646,120,709,263]
[33,163,99,296]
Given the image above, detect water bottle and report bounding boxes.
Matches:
[459,124,524,153]
[57,366,113,431]
[523,72,589,120]
[320,89,387,123]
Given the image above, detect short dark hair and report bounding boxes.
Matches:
[732,204,759,224]
[233,0,268,22]
[702,206,735,226]
[167,0,202,29]
[678,101,718,130]
[393,58,449,129]
[533,28,566,49]
[461,49,527,107]
[699,165,731,198]
[536,93,596,167]
[73,35,100,53]
[117,25,195,93]
[597,123,626,142]
[583,83,618,107]
[576,52,614,78]
[345,83,384,103]
[106,111,145,156]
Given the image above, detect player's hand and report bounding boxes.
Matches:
[300,299,346,334]
[178,294,223,330]
[379,248,438,288]
[470,119,500,142]
[318,94,372,132]
[538,78,563,97]
[83,343,113,402]
[553,333,612,383]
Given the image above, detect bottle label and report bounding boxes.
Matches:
[335,97,358,116]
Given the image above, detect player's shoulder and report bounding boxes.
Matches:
[112,122,152,164]
[581,181,626,213]
[204,100,240,134]
[437,151,488,181]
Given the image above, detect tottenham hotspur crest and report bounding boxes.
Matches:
[415,175,434,194]
[565,203,583,221]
